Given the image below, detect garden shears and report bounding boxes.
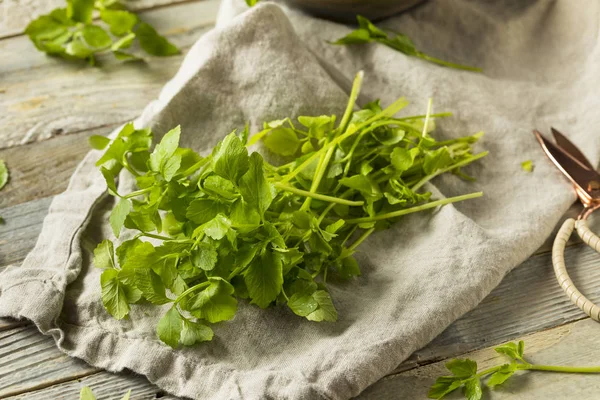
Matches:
[534,128,600,321]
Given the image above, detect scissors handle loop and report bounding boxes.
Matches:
[553,218,600,321]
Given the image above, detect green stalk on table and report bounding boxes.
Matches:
[429,341,600,400]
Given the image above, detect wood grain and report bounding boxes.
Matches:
[0,0,203,39]
[0,0,219,149]
[0,127,109,209]
[0,325,99,398]
[6,370,176,400]
[358,318,600,399]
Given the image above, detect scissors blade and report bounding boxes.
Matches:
[551,127,595,170]
[533,130,600,201]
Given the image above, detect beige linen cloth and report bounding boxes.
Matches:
[1,0,599,398]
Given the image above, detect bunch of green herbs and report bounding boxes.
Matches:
[92,72,486,347]
[25,0,179,65]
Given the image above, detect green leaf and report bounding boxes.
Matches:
[463,377,483,400]
[181,319,213,345]
[339,175,381,199]
[521,160,534,172]
[427,376,463,399]
[110,198,131,238]
[157,306,183,348]
[339,255,361,279]
[445,358,477,378]
[186,199,227,225]
[100,9,138,36]
[0,160,8,190]
[82,25,112,49]
[239,152,273,217]
[189,279,238,323]
[356,15,387,38]
[65,37,94,59]
[79,386,97,400]
[136,22,179,56]
[288,292,318,317]
[132,268,171,304]
[264,128,300,156]
[200,214,231,240]
[495,342,523,360]
[487,363,517,388]
[245,250,283,309]
[89,135,111,150]
[120,390,132,400]
[391,147,419,172]
[211,132,249,183]
[332,28,372,45]
[325,219,345,234]
[67,0,95,23]
[93,239,116,270]
[149,126,181,180]
[424,147,453,175]
[26,15,69,44]
[119,238,156,270]
[100,269,130,319]
[245,0,259,6]
[192,242,218,271]
[306,290,337,322]
[203,175,238,200]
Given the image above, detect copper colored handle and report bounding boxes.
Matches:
[553,218,600,321]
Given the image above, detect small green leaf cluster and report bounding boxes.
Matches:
[91,72,485,347]
[429,342,526,400]
[333,16,481,72]
[25,0,179,65]
[80,386,130,400]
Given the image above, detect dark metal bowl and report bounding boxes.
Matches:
[285,0,426,22]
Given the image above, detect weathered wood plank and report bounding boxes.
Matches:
[0,0,219,149]
[0,127,108,208]
[0,197,51,269]
[0,0,202,39]
[358,318,600,399]
[6,370,175,400]
[0,325,99,398]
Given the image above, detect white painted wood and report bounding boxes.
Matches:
[0,0,219,149]
[358,318,600,399]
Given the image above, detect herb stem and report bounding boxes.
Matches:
[417,52,482,72]
[411,151,488,191]
[348,228,375,252]
[345,192,483,224]
[274,182,364,206]
[338,71,364,134]
[174,281,210,304]
[123,187,152,199]
[281,96,409,183]
[525,365,600,374]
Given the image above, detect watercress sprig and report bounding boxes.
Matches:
[429,341,600,399]
[333,15,481,72]
[91,72,486,347]
[25,0,179,65]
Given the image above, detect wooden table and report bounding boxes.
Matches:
[2,1,600,398]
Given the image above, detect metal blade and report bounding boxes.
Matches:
[551,127,595,170]
[533,129,600,203]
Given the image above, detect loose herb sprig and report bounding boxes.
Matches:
[80,386,130,400]
[333,16,481,72]
[92,72,486,347]
[25,0,179,65]
[429,341,600,399]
